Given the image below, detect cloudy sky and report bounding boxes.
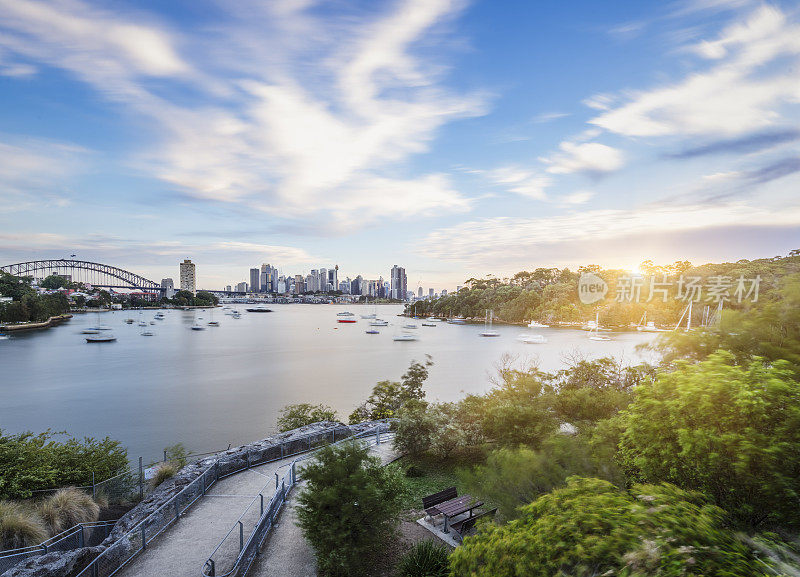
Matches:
[1,0,799,290]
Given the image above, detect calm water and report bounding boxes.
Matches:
[0,305,657,462]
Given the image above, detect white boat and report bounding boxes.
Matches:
[527,320,549,328]
[81,329,101,334]
[124,318,134,324]
[518,333,547,344]
[149,321,156,325]
[208,321,220,326]
[370,319,389,326]
[86,334,116,342]
[480,310,500,337]
[425,316,440,322]
[141,331,155,336]
[92,325,113,331]
[337,311,354,317]
[421,323,436,327]
[403,323,418,329]
[588,312,612,341]
[447,316,466,324]
[365,329,380,334]
[393,333,417,341]
[191,324,206,331]
[0,334,9,340]
[636,312,662,332]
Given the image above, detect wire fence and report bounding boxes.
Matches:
[203,423,395,577]
[0,521,117,575]
[73,424,387,577]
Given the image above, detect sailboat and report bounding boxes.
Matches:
[636,311,661,332]
[479,310,500,337]
[674,300,694,331]
[588,312,612,341]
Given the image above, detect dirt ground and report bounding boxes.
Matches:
[372,509,454,577]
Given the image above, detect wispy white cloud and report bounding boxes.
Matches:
[0,0,485,229]
[541,141,625,175]
[481,167,551,200]
[590,6,800,138]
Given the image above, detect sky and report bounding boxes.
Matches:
[1,0,799,291]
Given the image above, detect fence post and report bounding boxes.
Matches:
[280,443,284,458]
[291,462,296,485]
[238,521,244,552]
[275,473,279,489]
[260,493,264,516]
[141,525,146,550]
[92,471,95,499]
[138,457,144,501]
[92,560,99,577]
[376,429,380,445]
[164,449,167,463]
[78,524,85,548]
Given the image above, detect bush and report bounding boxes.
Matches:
[296,442,405,577]
[619,351,800,529]
[0,430,128,499]
[151,463,178,488]
[397,540,450,577]
[277,404,338,432]
[393,401,484,461]
[450,476,770,577]
[37,487,100,534]
[0,501,47,550]
[349,357,432,423]
[163,443,189,468]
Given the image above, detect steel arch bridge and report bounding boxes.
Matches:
[0,259,162,292]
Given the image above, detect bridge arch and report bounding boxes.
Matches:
[0,259,162,291]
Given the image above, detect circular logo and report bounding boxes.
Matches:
[578,272,608,304]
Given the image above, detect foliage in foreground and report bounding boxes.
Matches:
[276,403,338,432]
[296,442,405,577]
[151,463,179,488]
[620,351,800,529]
[0,501,47,550]
[450,476,771,577]
[0,430,128,500]
[349,356,432,423]
[396,540,450,577]
[37,487,100,534]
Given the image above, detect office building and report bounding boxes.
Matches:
[294,275,305,294]
[226,285,232,292]
[429,288,434,298]
[328,266,338,293]
[319,268,327,292]
[160,278,175,299]
[236,281,248,293]
[249,268,260,293]
[390,265,407,300]
[179,259,196,296]
[418,286,423,298]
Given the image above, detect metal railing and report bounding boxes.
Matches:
[0,521,116,575]
[73,425,366,577]
[202,422,395,577]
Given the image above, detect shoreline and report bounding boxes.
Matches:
[0,314,72,332]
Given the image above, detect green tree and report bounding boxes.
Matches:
[276,403,338,432]
[349,357,432,423]
[619,351,800,529]
[296,442,405,577]
[450,476,769,577]
[39,275,68,289]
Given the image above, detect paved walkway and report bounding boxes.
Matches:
[249,442,399,577]
[117,439,397,577]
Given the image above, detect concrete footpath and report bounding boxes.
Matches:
[248,442,399,577]
[117,440,397,577]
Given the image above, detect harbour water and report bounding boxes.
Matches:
[0,305,658,462]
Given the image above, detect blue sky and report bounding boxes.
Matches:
[1,0,799,290]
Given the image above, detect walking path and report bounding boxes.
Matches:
[117,439,397,577]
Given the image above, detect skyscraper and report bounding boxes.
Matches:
[179,259,196,295]
[319,268,327,292]
[429,288,434,298]
[236,281,248,293]
[418,286,423,298]
[390,265,407,301]
[249,268,260,293]
[160,278,175,299]
[294,274,305,294]
[329,266,338,292]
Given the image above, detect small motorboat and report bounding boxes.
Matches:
[365,329,380,334]
[338,319,357,323]
[447,318,466,324]
[0,334,9,340]
[246,308,272,313]
[124,319,134,324]
[208,321,220,327]
[370,320,389,326]
[149,321,156,325]
[518,333,547,344]
[426,317,440,322]
[337,311,354,317]
[191,325,206,331]
[421,323,436,327]
[403,324,418,329]
[527,320,549,328]
[393,333,417,341]
[86,334,116,342]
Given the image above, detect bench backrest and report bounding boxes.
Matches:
[422,486,457,510]
[457,508,497,535]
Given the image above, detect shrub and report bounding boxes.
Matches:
[163,443,189,468]
[450,476,770,577]
[404,465,425,478]
[349,357,432,424]
[296,442,405,577]
[0,501,47,550]
[397,540,450,577]
[277,403,338,432]
[619,351,800,529]
[37,487,100,534]
[393,402,437,457]
[151,463,178,488]
[393,401,484,461]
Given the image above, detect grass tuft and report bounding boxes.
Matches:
[397,540,451,577]
[152,463,179,487]
[38,487,100,535]
[0,501,48,550]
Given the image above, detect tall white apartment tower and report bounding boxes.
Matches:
[179,259,196,296]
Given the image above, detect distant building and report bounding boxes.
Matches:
[441,289,448,297]
[339,279,351,294]
[418,287,423,298]
[226,285,232,292]
[329,266,338,292]
[456,285,463,293]
[319,268,327,293]
[250,268,261,293]
[391,265,407,300]
[295,274,305,294]
[160,278,175,299]
[429,288,434,298]
[351,275,363,296]
[236,281,248,293]
[179,260,196,296]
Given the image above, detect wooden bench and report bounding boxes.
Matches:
[422,486,458,516]
[451,508,497,541]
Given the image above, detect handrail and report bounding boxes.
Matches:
[0,520,118,559]
[73,424,371,577]
[202,420,395,577]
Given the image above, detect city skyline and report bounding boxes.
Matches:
[1,1,799,287]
